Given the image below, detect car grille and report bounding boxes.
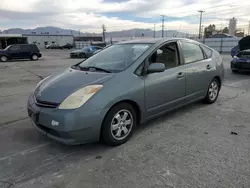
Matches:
[35,98,59,108]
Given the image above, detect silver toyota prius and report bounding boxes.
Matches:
[27,38,224,146]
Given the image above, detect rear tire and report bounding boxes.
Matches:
[101,103,137,146]
[204,78,220,104]
[0,55,8,62]
[31,54,38,61]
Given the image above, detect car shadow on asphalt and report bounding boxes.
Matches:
[136,101,205,133]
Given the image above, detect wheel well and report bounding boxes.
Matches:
[99,100,141,140]
[214,76,221,88]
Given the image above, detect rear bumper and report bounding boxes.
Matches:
[27,93,106,145]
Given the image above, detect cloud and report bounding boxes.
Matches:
[0,0,250,33]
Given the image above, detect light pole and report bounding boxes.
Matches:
[198,10,205,39]
[161,15,165,38]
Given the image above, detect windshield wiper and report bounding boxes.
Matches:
[80,66,112,73]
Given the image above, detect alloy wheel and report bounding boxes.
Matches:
[208,80,219,101]
[110,110,133,141]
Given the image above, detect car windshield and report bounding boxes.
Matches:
[78,43,151,73]
[4,46,11,50]
[82,47,90,50]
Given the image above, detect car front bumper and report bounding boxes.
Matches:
[231,61,250,71]
[27,93,106,145]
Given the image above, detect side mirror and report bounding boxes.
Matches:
[147,63,165,74]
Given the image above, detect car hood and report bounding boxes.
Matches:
[238,36,250,51]
[71,49,84,53]
[35,68,115,104]
[231,36,250,57]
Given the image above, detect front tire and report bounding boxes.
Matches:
[232,69,238,73]
[0,55,8,62]
[101,103,137,146]
[204,78,220,104]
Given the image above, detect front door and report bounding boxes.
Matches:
[144,42,186,118]
[8,45,21,59]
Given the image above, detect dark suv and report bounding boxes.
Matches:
[0,44,42,62]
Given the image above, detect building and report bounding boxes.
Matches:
[0,34,28,49]
[74,36,103,49]
[23,34,74,49]
[229,17,237,36]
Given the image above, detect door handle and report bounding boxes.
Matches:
[206,64,212,70]
[177,72,184,78]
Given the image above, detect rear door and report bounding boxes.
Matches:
[144,41,186,118]
[180,41,214,100]
[20,45,31,58]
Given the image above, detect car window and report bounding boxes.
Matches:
[9,45,20,51]
[79,43,151,73]
[200,45,213,58]
[20,45,30,52]
[149,42,179,69]
[181,42,204,64]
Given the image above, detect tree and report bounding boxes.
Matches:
[222,27,229,34]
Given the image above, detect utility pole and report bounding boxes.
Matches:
[102,24,106,43]
[248,21,250,36]
[198,10,205,39]
[154,24,156,38]
[161,15,165,38]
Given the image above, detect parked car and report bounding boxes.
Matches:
[28,38,224,146]
[0,44,42,62]
[70,46,103,58]
[231,36,250,73]
[210,33,235,38]
[60,43,75,49]
[45,43,61,49]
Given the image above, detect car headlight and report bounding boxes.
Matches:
[58,85,103,109]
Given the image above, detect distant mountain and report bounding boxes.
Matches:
[0,26,190,38]
[106,28,189,38]
[0,26,100,36]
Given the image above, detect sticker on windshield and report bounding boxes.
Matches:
[132,45,149,49]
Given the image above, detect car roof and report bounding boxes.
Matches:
[116,37,194,45]
[10,44,36,46]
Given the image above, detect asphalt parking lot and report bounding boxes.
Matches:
[0,50,250,188]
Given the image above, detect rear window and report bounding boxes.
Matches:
[200,45,213,58]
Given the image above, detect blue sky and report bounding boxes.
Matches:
[0,0,250,33]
